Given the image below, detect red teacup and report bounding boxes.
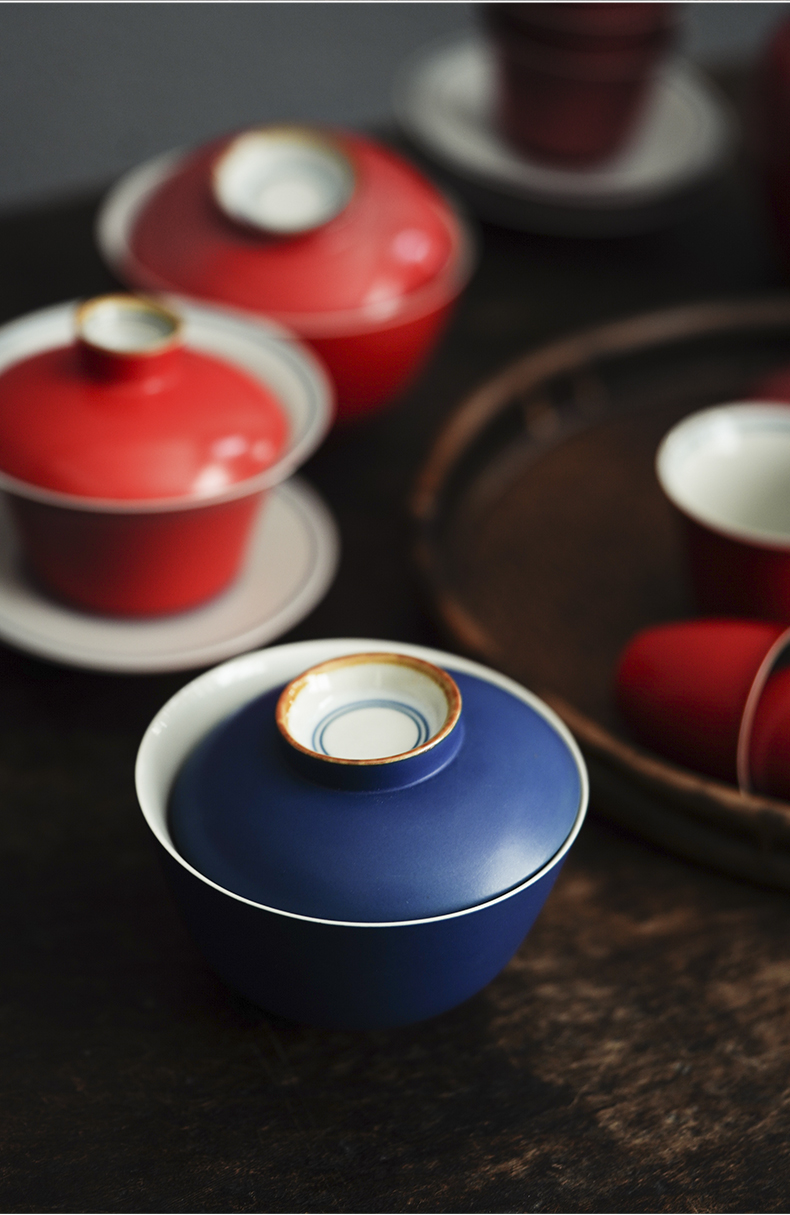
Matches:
[656,402,790,622]
[482,2,676,165]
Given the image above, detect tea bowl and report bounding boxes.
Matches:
[0,295,332,615]
[136,638,588,1029]
[97,125,475,422]
[656,402,790,622]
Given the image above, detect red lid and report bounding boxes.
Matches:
[0,295,289,502]
[126,127,460,324]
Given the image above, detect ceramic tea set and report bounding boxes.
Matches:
[0,116,477,670]
[137,639,587,1029]
[3,5,782,1032]
[0,106,595,1029]
[617,388,790,806]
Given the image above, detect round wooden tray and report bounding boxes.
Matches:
[413,297,790,890]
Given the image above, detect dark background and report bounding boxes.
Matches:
[0,2,785,212]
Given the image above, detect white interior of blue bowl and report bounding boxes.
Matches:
[135,638,589,927]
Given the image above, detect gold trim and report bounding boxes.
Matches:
[275,651,462,766]
[76,294,183,358]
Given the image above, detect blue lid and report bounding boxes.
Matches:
[168,652,582,922]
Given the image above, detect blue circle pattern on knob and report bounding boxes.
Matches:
[312,698,430,754]
[169,669,583,923]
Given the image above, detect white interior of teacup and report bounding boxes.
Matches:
[77,295,181,354]
[278,652,460,761]
[214,129,355,235]
[657,402,790,545]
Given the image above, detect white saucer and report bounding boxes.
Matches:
[0,477,339,672]
[393,37,735,236]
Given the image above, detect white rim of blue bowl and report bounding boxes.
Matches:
[135,638,589,929]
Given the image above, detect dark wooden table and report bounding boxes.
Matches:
[3,115,790,1214]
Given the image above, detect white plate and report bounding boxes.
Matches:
[393,37,735,236]
[0,477,339,672]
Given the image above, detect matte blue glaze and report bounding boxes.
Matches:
[159,841,566,1029]
[169,669,582,922]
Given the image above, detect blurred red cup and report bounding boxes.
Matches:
[98,126,474,424]
[616,617,790,801]
[481,2,676,165]
[656,402,790,622]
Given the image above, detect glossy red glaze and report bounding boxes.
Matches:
[132,134,454,315]
[750,665,790,801]
[680,512,790,623]
[0,340,288,501]
[10,491,263,616]
[309,299,454,422]
[483,3,674,164]
[615,619,784,784]
[123,130,469,421]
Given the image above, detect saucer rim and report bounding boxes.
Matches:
[392,35,735,227]
[0,477,339,672]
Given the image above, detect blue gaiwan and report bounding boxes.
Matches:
[136,639,588,1029]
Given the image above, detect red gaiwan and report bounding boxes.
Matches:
[616,619,790,802]
[97,126,474,422]
[0,294,311,616]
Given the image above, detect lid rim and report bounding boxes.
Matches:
[211,125,358,236]
[656,401,790,551]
